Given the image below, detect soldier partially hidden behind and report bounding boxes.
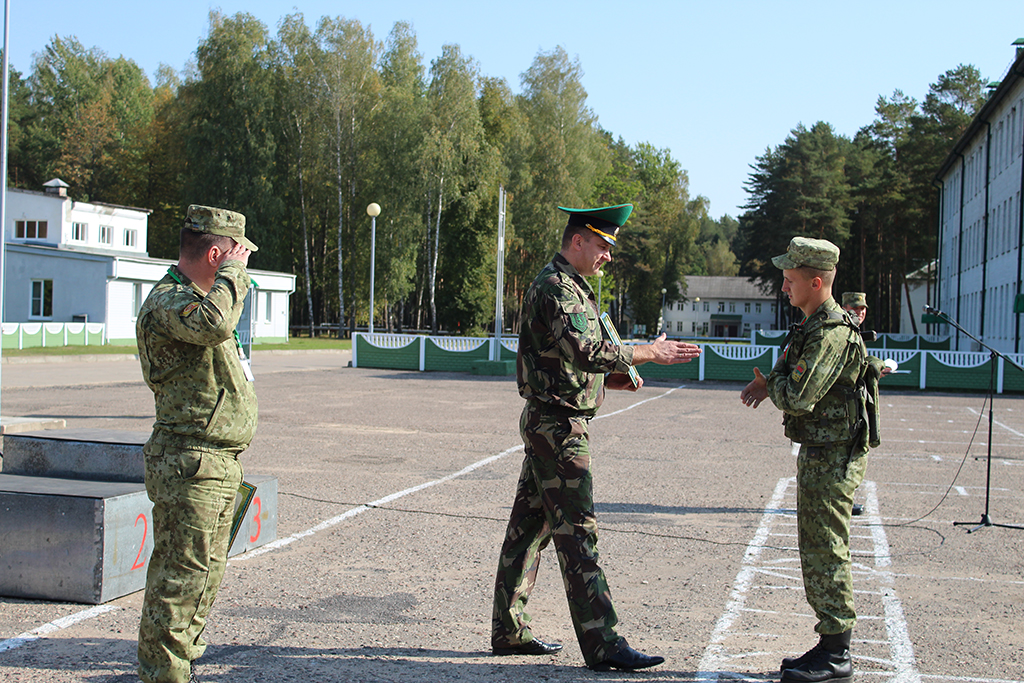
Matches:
[491,203,702,671]
[136,205,259,683]
[740,237,882,683]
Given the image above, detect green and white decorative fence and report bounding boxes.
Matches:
[2,322,107,349]
[753,329,952,350]
[353,332,1024,393]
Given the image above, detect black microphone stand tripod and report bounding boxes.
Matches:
[927,307,1024,532]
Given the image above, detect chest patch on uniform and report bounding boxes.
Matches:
[569,312,587,332]
[791,360,807,383]
[181,302,201,317]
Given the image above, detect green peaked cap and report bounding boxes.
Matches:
[557,203,633,245]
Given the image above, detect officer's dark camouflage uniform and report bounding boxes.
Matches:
[136,259,257,683]
[492,252,635,668]
[766,297,868,636]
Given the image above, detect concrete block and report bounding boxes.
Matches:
[3,429,147,482]
[0,473,278,604]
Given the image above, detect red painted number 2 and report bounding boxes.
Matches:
[132,513,148,570]
[249,496,261,543]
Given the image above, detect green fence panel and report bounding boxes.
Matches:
[883,334,917,350]
[755,331,788,346]
[355,335,420,370]
[918,336,952,351]
[704,344,774,382]
[424,338,489,372]
[925,352,992,391]
[499,341,517,362]
[1002,357,1024,393]
[874,351,921,388]
[636,354,701,380]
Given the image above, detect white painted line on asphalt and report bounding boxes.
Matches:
[694,476,791,682]
[863,480,921,683]
[967,407,1024,438]
[0,605,120,654]
[235,384,686,561]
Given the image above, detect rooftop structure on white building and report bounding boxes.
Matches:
[934,40,1024,353]
[5,179,295,345]
[660,275,778,339]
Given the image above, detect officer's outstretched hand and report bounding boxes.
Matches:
[635,333,702,365]
[740,367,769,409]
[606,372,642,392]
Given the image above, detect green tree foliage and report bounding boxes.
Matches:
[11,14,994,338]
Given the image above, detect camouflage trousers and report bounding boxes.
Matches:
[796,440,868,635]
[138,440,243,683]
[492,405,621,667]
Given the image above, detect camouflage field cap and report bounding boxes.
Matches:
[558,204,633,246]
[771,236,838,271]
[185,205,259,252]
[842,292,868,308]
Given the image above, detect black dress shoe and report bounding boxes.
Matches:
[589,645,665,671]
[492,638,564,656]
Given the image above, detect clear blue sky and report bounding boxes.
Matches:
[7,0,1023,219]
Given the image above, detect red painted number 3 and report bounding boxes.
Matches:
[132,513,148,570]
[249,496,261,543]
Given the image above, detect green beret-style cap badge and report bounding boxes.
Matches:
[842,292,868,308]
[771,236,838,271]
[185,204,259,252]
[558,204,633,246]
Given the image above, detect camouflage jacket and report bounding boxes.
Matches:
[517,253,634,416]
[767,298,868,445]
[137,261,258,451]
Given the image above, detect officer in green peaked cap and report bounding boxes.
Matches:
[842,292,867,309]
[771,236,838,271]
[185,204,259,252]
[557,204,633,246]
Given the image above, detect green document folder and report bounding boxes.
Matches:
[229,481,257,551]
[599,312,640,388]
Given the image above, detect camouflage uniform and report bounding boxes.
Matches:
[136,254,257,683]
[767,297,868,635]
[492,252,635,668]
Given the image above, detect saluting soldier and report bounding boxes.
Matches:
[491,203,701,671]
[741,237,880,683]
[136,205,259,683]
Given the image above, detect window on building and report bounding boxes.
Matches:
[703,302,710,312]
[756,303,762,313]
[72,222,88,241]
[16,220,48,239]
[771,303,777,313]
[132,283,143,319]
[99,225,112,244]
[31,280,53,318]
[692,302,697,311]
[701,322,709,334]
[744,303,751,313]
[729,302,736,313]
[264,292,273,322]
[124,229,137,248]
[692,322,697,333]
[717,302,725,313]
[676,321,684,332]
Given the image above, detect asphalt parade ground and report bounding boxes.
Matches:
[0,351,1022,682]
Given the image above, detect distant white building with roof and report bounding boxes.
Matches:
[660,275,778,338]
[5,180,295,345]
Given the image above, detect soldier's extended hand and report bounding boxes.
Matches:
[741,367,769,409]
[637,333,702,365]
[606,372,642,392]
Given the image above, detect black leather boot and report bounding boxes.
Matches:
[780,631,852,682]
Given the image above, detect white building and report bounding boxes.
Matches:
[660,275,778,338]
[934,41,1024,353]
[5,180,295,345]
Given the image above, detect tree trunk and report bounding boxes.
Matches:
[297,120,314,338]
